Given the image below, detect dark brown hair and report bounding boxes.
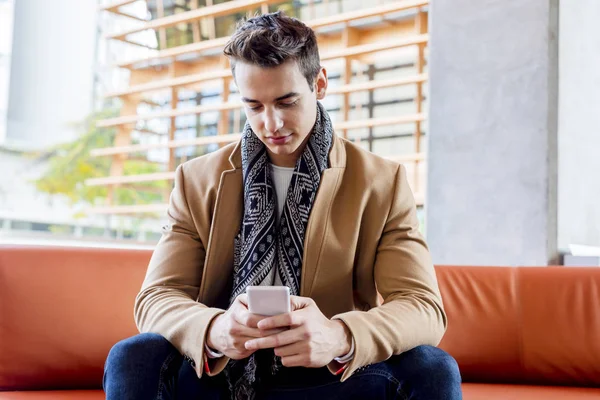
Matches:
[223,11,321,90]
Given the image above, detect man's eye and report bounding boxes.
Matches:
[280,100,298,108]
[248,105,262,111]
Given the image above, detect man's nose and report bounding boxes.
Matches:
[264,110,284,134]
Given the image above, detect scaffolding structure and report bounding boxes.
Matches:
[91,0,429,215]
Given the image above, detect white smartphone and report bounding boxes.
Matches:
[246,286,291,316]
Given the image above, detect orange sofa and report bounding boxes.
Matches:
[1,245,599,399]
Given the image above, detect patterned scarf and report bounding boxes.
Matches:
[224,101,333,399]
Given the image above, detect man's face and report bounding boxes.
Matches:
[234,60,327,167]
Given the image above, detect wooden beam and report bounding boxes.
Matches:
[111,10,148,22]
[98,75,428,128]
[219,77,231,147]
[86,150,427,187]
[385,152,426,163]
[156,0,167,50]
[122,38,158,50]
[99,0,141,12]
[106,95,137,206]
[117,37,230,69]
[106,0,285,41]
[166,83,178,202]
[90,189,420,214]
[341,26,359,138]
[134,128,166,135]
[308,0,429,30]
[115,0,427,70]
[321,34,428,61]
[233,107,242,136]
[91,114,424,158]
[308,0,315,20]
[139,98,163,107]
[86,172,176,187]
[327,73,428,95]
[90,133,243,157]
[414,192,424,206]
[105,69,231,97]
[334,113,425,131]
[206,0,217,40]
[190,0,202,43]
[89,190,422,213]
[129,184,169,195]
[353,62,365,145]
[126,156,165,165]
[87,204,169,215]
[87,193,419,213]
[413,7,427,195]
[98,101,242,127]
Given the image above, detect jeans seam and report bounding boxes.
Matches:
[354,369,400,385]
[396,386,409,400]
[354,369,409,400]
[156,351,176,400]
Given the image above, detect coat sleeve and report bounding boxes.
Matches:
[134,164,230,378]
[331,164,447,381]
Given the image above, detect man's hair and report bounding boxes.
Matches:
[223,11,321,90]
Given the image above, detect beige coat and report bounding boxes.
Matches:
[134,133,447,382]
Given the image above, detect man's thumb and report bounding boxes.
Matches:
[290,295,312,311]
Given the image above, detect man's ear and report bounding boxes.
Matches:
[314,67,328,100]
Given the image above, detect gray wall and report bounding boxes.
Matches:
[557,0,600,250]
[426,0,559,265]
[6,0,97,151]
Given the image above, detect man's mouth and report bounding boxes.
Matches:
[267,134,292,145]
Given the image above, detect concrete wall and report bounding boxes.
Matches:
[426,0,559,265]
[557,0,600,250]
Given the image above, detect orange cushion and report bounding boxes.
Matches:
[463,383,600,399]
[0,246,150,390]
[437,265,600,386]
[436,266,523,382]
[518,267,600,385]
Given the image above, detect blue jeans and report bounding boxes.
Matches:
[104,333,462,399]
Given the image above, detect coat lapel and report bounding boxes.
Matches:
[198,143,243,307]
[300,134,346,296]
[199,135,347,302]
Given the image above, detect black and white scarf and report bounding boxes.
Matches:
[224,101,333,399]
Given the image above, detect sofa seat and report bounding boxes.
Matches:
[0,391,103,400]
[3,247,600,397]
[463,383,600,399]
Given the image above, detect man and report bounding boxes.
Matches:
[104,11,461,400]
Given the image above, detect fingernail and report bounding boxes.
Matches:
[245,341,254,350]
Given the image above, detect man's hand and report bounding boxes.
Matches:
[206,294,283,360]
[244,295,352,368]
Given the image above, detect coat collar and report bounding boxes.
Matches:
[207,130,346,298]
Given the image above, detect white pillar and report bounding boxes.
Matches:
[557,0,600,250]
[426,0,559,265]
